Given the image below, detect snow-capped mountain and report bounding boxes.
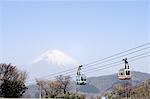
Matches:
[27,49,79,81]
[33,49,79,66]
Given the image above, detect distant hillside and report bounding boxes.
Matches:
[78,71,150,94]
[24,71,150,98]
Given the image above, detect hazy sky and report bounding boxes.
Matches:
[0,0,149,82]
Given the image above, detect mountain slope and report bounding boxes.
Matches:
[78,71,150,94]
[24,71,150,98]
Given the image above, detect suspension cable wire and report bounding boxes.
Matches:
[45,51,150,80]
[68,54,150,79]
[81,51,150,73]
[25,43,150,83]
[83,43,150,66]
[83,52,150,74]
[81,54,150,79]
[82,47,150,70]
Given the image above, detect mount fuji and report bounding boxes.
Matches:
[33,49,79,66]
[27,49,79,82]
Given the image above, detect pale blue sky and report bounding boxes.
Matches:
[0,0,149,81]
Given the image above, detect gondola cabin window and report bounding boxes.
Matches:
[118,68,131,80]
[76,74,87,85]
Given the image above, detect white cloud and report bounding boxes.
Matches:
[33,49,79,66]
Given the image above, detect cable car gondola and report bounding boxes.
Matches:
[118,58,131,80]
[76,65,87,85]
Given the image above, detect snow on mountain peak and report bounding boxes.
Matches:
[33,49,79,66]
